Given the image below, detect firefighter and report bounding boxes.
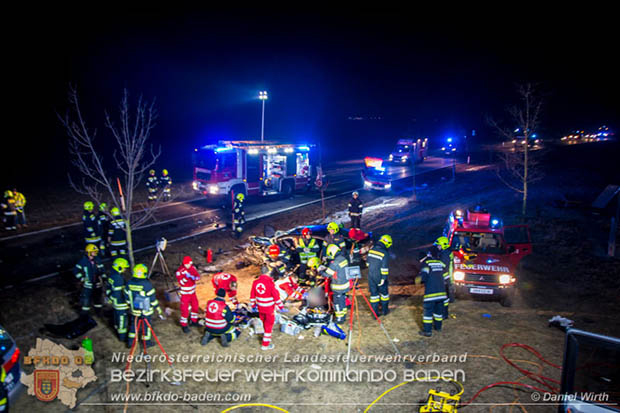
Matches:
[434,236,453,320]
[211,271,239,306]
[175,256,201,333]
[160,169,172,201]
[125,263,164,348]
[106,258,130,342]
[323,222,346,259]
[108,207,127,258]
[295,227,320,280]
[416,246,447,337]
[367,234,392,316]
[264,244,292,279]
[232,192,245,238]
[348,191,363,229]
[320,244,350,324]
[1,191,17,231]
[146,169,159,202]
[201,288,242,347]
[13,188,26,228]
[0,366,7,413]
[250,273,283,350]
[82,201,101,249]
[97,202,109,256]
[73,244,106,315]
[303,256,322,287]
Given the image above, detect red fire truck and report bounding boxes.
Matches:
[192,141,316,200]
[442,207,531,307]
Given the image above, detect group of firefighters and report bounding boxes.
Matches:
[146,169,173,202]
[1,189,26,231]
[72,186,454,354]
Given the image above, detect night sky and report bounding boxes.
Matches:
[6,9,618,186]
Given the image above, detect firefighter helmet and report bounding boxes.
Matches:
[162,169,168,176]
[110,207,121,216]
[326,244,340,259]
[4,190,13,198]
[434,236,450,250]
[112,258,130,272]
[302,227,311,237]
[133,264,148,279]
[268,244,280,257]
[149,169,155,175]
[83,201,94,211]
[307,257,320,269]
[236,192,245,201]
[85,244,99,254]
[99,202,108,212]
[327,222,339,232]
[379,234,393,248]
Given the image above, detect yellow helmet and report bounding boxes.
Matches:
[99,202,108,212]
[236,192,245,201]
[162,169,168,176]
[113,258,130,272]
[85,244,99,254]
[327,222,339,232]
[326,244,340,259]
[4,190,13,198]
[379,234,393,248]
[133,264,148,279]
[83,201,94,211]
[149,169,155,175]
[308,257,321,269]
[110,207,121,216]
[434,236,450,250]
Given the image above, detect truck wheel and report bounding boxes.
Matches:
[500,293,513,307]
[282,181,294,198]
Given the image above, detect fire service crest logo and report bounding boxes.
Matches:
[34,370,60,402]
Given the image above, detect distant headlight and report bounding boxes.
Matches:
[454,271,465,281]
[208,184,219,194]
[402,155,408,161]
[389,154,393,161]
[364,180,372,188]
[192,181,199,190]
[385,183,392,190]
[499,274,514,284]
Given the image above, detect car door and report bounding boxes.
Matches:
[503,225,532,267]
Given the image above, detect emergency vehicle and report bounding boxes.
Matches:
[192,141,316,199]
[442,207,531,307]
[388,138,428,164]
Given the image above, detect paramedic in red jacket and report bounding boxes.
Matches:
[201,288,241,347]
[176,256,201,334]
[211,271,239,306]
[250,273,283,350]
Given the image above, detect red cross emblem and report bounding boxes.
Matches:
[256,283,266,295]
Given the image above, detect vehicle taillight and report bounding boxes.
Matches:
[3,347,20,372]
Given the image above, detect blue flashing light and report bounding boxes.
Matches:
[0,346,5,351]
[214,147,233,153]
[297,146,310,151]
[531,134,537,138]
[447,137,453,143]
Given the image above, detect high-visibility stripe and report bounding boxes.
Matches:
[338,261,347,268]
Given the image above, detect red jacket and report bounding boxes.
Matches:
[204,297,232,331]
[176,264,201,295]
[250,274,283,313]
[275,276,305,301]
[212,272,237,292]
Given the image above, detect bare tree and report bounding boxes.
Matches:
[60,86,161,266]
[488,83,544,215]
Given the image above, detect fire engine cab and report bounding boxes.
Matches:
[443,207,531,307]
[192,141,315,200]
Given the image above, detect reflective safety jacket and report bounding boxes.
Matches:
[419,258,447,302]
[159,175,172,189]
[250,274,283,313]
[98,212,109,237]
[82,211,100,241]
[1,197,16,216]
[322,253,350,292]
[146,175,159,190]
[264,249,292,278]
[124,277,161,317]
[204,297,233,331]
[108,217,127,246]
[296,237,320,264]
[368,242,389,281]
[74,255,105,289]
[348,197,363,216]
[212,272,237,292]
[13,191,26,212]
[106,269,128,310]
[438,248,453,284]
[325,231,347,250]
[175,264,200,296]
